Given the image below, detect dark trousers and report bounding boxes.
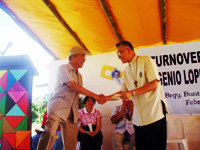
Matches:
[32,132,43,150]
[134,116,167,150]
[78,125,103,150]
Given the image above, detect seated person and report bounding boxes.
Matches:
[32,110,63,150]
[78,96,103,150]
[111,99,135,150]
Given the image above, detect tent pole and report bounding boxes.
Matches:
[99,0,122,42]
[160,0,167,44]
[43,0,91,55]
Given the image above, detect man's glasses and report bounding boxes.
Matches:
[117,48,129,56]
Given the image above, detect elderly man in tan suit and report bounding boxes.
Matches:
[37,47,105,150]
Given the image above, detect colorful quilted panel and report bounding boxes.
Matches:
[16,131,31,148]
[0,118,2,138]
[0,69,31,150]
[0,71,7,92]
[0,94,6,116]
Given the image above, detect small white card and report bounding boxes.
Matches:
[88,124,93,132]
[111,94,121,99]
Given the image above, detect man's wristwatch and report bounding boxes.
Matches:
[132,91,135,96]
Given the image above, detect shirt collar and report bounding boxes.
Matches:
[84,107,95,114]
[68,62,76,72]
[68,62,80,76]
[129,54,138,65]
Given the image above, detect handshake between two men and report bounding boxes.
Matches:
[95,91,135,105]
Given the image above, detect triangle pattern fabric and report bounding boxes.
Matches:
[0,118,2,138]
[2,136,12,150]
[15,115,28,131]
[5,116,25,129]
[16,132,30,149]
[6,104,25,116]
[2,117,15,133]
[0,94,6,116]
[7,91,26,103]
[7,81,26,92]
[0,68,31,149]
[16,131,31,147]
[18,71,29,91]
[6,71,17,92]
[0,70,7,78]
[17,92,28,115]
[5,94,15,115]
[10,69,27,81]
[0,71,7,92]
[0,86,5,93]
[0,93,5,99]
[2,133,16,149]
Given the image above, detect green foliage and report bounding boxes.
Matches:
[32,93,50,124]
[32,94,85,124]
[32,102,47,124]
[78,97,85,109]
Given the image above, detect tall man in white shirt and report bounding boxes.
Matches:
[111,99,135,150]
[105,41,169,150]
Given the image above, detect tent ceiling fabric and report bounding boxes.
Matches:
[1,0,200,60]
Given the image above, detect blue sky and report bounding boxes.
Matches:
[0,8,54,99]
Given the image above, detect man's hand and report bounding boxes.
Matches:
[122,99,128,111]
[96,94,106,105]
[127,100,134,115]
[119,91,133,99]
